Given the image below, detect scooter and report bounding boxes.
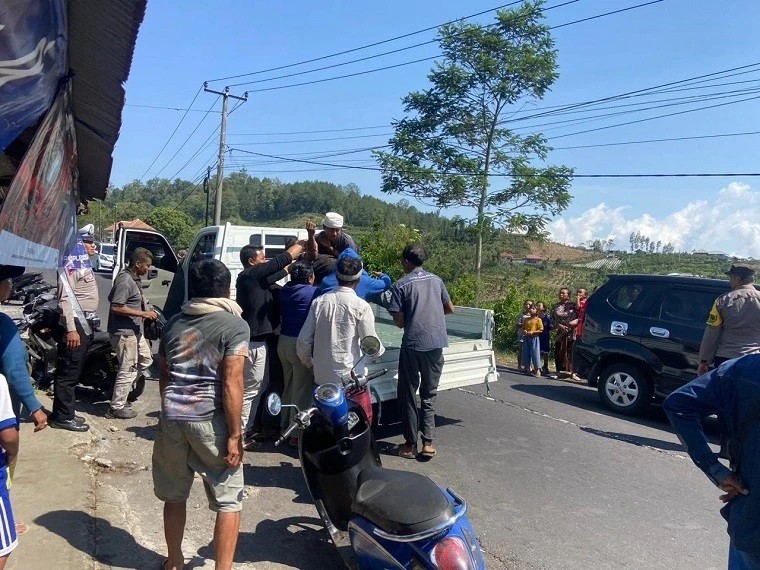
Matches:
[266,336,486,570]
[15,295,146,402]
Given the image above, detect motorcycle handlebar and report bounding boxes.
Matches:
[275,422,300,447]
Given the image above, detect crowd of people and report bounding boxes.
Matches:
[515,287,588,378]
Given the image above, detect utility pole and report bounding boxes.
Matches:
[203,83,247,225]
[203,166,211,227]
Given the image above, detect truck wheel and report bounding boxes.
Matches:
[598,364,653,416]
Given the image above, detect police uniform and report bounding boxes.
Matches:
[699,263,760,367]
[50,230,99,431]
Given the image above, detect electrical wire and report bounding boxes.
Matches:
[551,129,760,150]
[236,1,661,92]
[228,147,760,178]
[206,1,525,83]
[150,95,220,179]
[138,85,203,181]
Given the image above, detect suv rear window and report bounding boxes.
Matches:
[657,288,716,327]
[607,282,667,316]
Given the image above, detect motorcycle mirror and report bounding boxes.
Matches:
[359,336,382,358]
[266,393,282,416]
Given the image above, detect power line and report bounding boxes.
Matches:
[551,129,760,150]
[229,147,760,178]
[138,85,203,181]
[239,1,662,93]
[229,132,393,145]
[150,95,220,179]
[206,1,525,83]
[228,0,585,88]
[126,103,213,113]
[228,125,389,136]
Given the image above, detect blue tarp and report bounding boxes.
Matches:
[0,0,67,152]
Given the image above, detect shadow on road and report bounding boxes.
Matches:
[243,460,312,504]
[35,509,163,568]
[194,515,342,569]
[509,380,721,446]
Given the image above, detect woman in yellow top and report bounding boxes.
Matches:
[521,305,544,377]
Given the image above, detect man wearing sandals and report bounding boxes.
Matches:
[389,245,454,460]
[153,260,249,570]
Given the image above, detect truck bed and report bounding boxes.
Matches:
[367,305,498,404]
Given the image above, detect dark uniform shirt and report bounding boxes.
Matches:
[389,267,450,351]
[236,252,292,339]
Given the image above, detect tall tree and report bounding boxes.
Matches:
[375,0,573,277]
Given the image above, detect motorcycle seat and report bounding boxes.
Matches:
[92,331,111,344]
[352,465,455,536]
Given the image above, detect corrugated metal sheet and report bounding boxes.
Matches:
[67,0,147,201]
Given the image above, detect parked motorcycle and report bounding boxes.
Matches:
[4,272,52,305]
[267,336,486,570]
[16,295,146,402]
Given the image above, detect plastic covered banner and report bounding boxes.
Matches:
[0,0,68,152]
[0,83,78,269]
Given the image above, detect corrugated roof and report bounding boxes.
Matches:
[68,0,147,201]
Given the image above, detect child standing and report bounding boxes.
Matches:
[0,375,18,568]
[516,300,533,370]
[521,305,543,377]
[536,302,552,376]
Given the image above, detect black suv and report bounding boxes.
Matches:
[573,274,731,415]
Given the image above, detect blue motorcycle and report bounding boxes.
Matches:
[266,336,486,570]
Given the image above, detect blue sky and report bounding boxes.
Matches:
[112,0,760,256]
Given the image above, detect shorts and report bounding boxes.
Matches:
[152,414,244,513]
[0,490,17,557]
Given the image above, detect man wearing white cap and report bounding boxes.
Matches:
[312,212,357,258]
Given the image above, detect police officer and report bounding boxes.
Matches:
[48,228,100,432]
[698,263,760,375]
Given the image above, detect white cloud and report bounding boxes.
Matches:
[548,182,760,258]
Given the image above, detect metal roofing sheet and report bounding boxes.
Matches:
[67,0,147,201]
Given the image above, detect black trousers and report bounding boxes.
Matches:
[254,334,284,433]
[52,320,90,421]
[397,348,444,446]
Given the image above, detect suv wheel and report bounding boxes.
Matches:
[598,364,653,416]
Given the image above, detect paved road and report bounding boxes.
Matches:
[10,272,731,568]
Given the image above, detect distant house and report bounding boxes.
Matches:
[693,249,729,262]
[524,254,543,265]
[103,219,156,242]
[498,250,514,263]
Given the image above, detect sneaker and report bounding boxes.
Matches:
[106,407,137,420]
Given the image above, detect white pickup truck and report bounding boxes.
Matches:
[112,222,498,406]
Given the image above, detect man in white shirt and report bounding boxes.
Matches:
[297,256,383,384]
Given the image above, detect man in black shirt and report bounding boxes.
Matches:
[236,240,304,447]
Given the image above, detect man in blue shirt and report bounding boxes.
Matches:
[388,245,454,460]
[663,355,760,569]
[321,248,392,302]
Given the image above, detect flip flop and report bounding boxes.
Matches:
[420,445,437,458]
[395,444,417,459]
[15,522,28,536]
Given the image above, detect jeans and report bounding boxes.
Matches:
[521,336,541,371]
[397,347,444,445]
[110,334,152,410]
[729,540,760,569]
[242,340,268,433]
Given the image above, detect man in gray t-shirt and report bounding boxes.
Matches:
[388,244,455,460]
[153,259,249,569]
[107,248,157,419]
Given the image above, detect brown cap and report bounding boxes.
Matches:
[725,263,756,278]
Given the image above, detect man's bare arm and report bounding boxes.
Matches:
[444,301,455,315]
[391,312,405,328]
[222,355,245,467]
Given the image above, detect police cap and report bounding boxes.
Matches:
[725,263,756,278]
